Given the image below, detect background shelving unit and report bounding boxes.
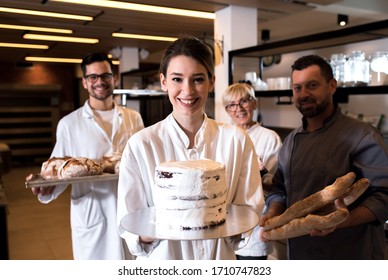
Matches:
[228,19,388,100]
[0,84,60,165]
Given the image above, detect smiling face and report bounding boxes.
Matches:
[82,60,117,106]
[160,55,215,122]
[292,65,336,119]
[223,83,257,130]
[226,93,256,128]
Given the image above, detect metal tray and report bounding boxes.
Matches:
[25,173,119,188]
[120,205,259,240]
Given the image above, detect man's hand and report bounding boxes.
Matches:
[259,202,286,242]
[26,173,56,196]
[310,199,347,237]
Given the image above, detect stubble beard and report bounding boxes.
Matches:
[297,99,328,118]
[90,86,113,101]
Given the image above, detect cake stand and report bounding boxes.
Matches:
[120,205,259,240]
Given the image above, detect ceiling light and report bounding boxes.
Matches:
[338,14,348,27]
[0,6,93,21]
[0,42,49,49]
[25,56,120,64]
[25,56,82,63]
[51,0,215,19]
[112,32,177,42]
[23,34,99,44]
[0,23,73,34]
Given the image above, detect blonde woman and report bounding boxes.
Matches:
[223,82,282,260]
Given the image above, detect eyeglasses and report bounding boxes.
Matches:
[84,73,113,83]
[225,97,252,112]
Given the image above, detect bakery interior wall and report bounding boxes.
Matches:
[0,62,79,165]
[0,62,77,117]
[232,37,388,133]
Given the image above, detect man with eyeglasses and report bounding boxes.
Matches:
[222,82,283,260]
[28,52,144,260]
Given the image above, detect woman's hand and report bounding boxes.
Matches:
[139,236,155,244]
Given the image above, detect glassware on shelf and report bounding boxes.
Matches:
[343,50,370,87]
[330,53,346,87]
[370,51,388,86]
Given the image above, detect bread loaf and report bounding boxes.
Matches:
[263,208,349,240]
[342,178,369,206]
[100,154,121,174]
[40,156,71,179]
[313,177,371,215]
[58,157,103,179]
[262,174,370,240]
[264,172,356,231]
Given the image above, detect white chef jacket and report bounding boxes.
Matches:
[117,113,264,260]
[38,100,144,260]
[235,123,282,257]
[246,123,282,185]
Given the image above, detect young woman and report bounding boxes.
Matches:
[117,37,264,260]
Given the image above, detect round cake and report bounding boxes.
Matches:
[153,159,227,230]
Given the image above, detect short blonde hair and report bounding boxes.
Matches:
[222,83,255,107]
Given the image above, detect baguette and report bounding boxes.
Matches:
[264,172,356,230]
[262,176,369,240]
[315,177,370,215]
[342,178,370,206]
[263,208,349,240]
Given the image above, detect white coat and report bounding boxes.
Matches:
[38,100,144,260]
[117,114,264,260]
[235,123,282,257]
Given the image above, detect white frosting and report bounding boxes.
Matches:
[154,159,227,229]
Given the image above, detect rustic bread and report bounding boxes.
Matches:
[263,208,349,240]
[264,172,356,231]
[100,154,121,174]
[263,173,370,240]
[58,157,103,179]
[40,156,72,179]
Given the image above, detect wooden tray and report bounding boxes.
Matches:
[25,173,118,188]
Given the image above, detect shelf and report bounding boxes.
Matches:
[255,85,388,98]
[229,19,388,102]
[0,85,60,165]
[228,19,388,64]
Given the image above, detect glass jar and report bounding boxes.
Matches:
[343,51,370,86]
[370,51,388,86]
[330,53,346,87]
